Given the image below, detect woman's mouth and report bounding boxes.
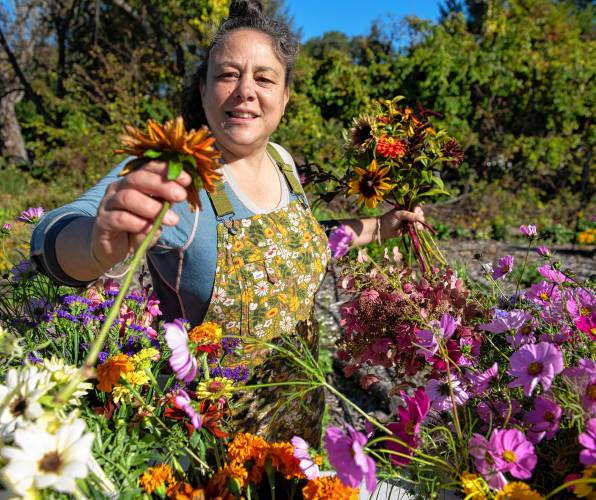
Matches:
[226,111,258,119]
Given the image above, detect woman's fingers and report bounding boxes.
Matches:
[103,188,179,226]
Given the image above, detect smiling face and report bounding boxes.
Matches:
[201,29,289,160]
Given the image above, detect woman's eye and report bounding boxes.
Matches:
[218,73,238,80]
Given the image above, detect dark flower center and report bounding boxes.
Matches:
[520,325,532,336]
[356,125,372,143]
[439,383,451,396]
[544,411,555,423]
[9,396,27,417]
[359,175,379,197]
[587,384,596,401]
[527,362,543,375]
[38,452,63,473]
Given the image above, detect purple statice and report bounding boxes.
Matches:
[524,396,562,443]
[416,313,458,361]
[328,224,353,259]
[492,255,514,280]
[479,309,535,348]
[11,260,34,283]
[27,352,43,364]
[519,224,537,238]
[98,351,109,363]
[508,342,564,397]
[538,264,568,285]
[324,425,377,491]
[103,279,120,296]
[291,436,320,480]
[425,375,468,412]
[490,428,537,480]
[209,365,250,383]
[579,418,596,466]
[125,289,144,304]
[525,281,560,308]
[468,434,507,490]
[221,336,241,355]
[56,310,79,323]
[0,223,12,235]
[17,206,44,224]
[536,245,551,258]
[466,362,499,397]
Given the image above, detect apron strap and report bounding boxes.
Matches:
[266,143,305,197]
[208,178,235,219]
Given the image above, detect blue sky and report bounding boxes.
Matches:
[284,0,442,41]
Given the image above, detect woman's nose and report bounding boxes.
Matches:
[235,75,256,101]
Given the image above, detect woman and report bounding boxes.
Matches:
[31,0,424,443]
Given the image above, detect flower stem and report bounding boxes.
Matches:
[56,202,171,405]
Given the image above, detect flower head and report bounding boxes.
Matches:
[490,428,537,480]
[115,117,221,210]
[348,115,376,151]
[508,342,564,397]
[291,436,321,480]
[536,246,551,258]
[524,396,562,444]
[328,224,353,259]
[173,390,203,431]
[494,482,543,500]
[164,320,197,383]
[17,207,44,224]
[376,135,407,159]
[139,463,176,495]
[425,375,468,411]
[188,322,222,345]
[347,159,395,209]
[96,354,134,392]
[468,434,507,490]
[538,264,568,285]
[0,223,12,235]
[466,362,499,397]
[302,475,359,500]
[460,472,487,500]
[579,418,596,466]
[195,377,234,401]
[493,255,514,280]
[324,425,377,491]
[519,225,537,238]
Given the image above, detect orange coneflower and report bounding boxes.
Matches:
[96,354,134,392]
[347,160,396,209]
[115,117,221,211]
[302,476,359,500]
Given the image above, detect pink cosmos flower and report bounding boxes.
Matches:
[576,313,596,340]
[524,396,562,444]
[385,425,416,466]
[490,428,537,479]
[328,224,353,259]
[519,225,537,237]
[291,436,320,480]
[17,206,44,224]
[416,313,458,360]
[525,281,560,308]
[174,390,202,430]
[466,362,499,397]
[468,434,507,490]
[536,245,551,257]
[392,388,430,437]
[165,320,198,383]
[425,375,468,412]
[579,418,596,466]
[492,255,514,280]
[479,309,535,347]
[538,264,568,285]
[562,359,596,418]
[0,223,11,235]
[508,342,564,397]
[324,425,377,491]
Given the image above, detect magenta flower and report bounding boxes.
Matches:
[479,309,535,347]
[538,264,568,285]
[174,390,202,430]
[291,436,320,480]
[563,359,596,418]
[393,388,430,437]
[524,396,562,444]
[425,375,468,411]
[492,255,514,280]
[525,281,560,307]
[576,313,596,340]
[536,245,551,257]
[416,313,458,360]
[508,342,564,396]
[490,428,537,479]
[468,434,507,489]
[519,224,537,238]
[579,418,596,466]
[165,320,197,383]
[466,362,499,397]
[146,296,162,317]
[0,223,11,235]
[17,206,44,224]
[385,425,417,466]
[324,425,377,491]
[328,224,353,259]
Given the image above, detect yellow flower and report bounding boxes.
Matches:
[461,472,487,499]
[139,463,175,494]
[189,322,222,345]
[131,348,160,370]
[122,370,150,386]
[195,377,234,401]
[266,308,279,319]
[574,466,596,498]
[112,385,132,404]
[347,159,395,209]
[495,482,543,500]
[115,117,221,211]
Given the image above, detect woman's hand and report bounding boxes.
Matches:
[378,206,426,241]
[90,160,192,270]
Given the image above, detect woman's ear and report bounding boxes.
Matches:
[283,87,290,113]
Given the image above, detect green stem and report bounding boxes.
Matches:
[56,202,171,405]
[544,478,596,499]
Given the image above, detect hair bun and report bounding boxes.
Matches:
[228,0,264,19]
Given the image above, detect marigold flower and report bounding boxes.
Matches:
[166,481,205,500]
[227,433,269,466]
[139,463,175,494]
[347,159,395,209]
[189,322,222,345]
[96,354,134,392]
[494,481,543,500]
[572,466,596,498]
[302,475,359,500]
[268,442,302,479]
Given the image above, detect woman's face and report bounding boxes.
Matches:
[201,29,289,159]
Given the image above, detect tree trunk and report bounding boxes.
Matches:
[0,91,28,162]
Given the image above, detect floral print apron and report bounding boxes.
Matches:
[202,144,330,445]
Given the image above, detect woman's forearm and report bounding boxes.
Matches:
[55,216,107,282]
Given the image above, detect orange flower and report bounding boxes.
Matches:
[302,476,359,500]
[96,354,134,392]
[376,135,407,159]
[189,322,222,344]
[227,433,269,466]
[115,117,221,210]
[139,463,176,494]
[166,481,206,500]
[267,442,302,479]
[206,464,247,499]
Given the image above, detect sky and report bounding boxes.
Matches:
[284,0,443,41]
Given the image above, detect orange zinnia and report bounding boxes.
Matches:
[302,476,359,500]
[96,354,134,392]
[115,117,221,211]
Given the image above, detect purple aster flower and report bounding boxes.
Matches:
[27,352,43,364]
[519,224,537,238]
[524,396,562,443]
[17,206,44,224]
[291,436,320,480]
[508,342,564,397]
[165,320,197,383]
[466,362,499,397]
[0,223,12,235]
[11,259,34,282]
[536,245,551,257]
[174,390,203,430]
[328,224,353,259]
[538,264,568,285]
[492,255,514,280]
[490,428,537,480]
[324,425,377,491]
[579,418,596,466]
[468,434,507,490]
[425,375,468,412]
[98,351,109,363]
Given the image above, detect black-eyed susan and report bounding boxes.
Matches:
[347,160,395,209]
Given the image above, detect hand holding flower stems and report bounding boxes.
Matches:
[56,118,220,405]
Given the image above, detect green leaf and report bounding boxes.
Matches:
[167,159,184,181]
[143,149,162,159]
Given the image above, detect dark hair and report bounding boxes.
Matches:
[182,0,299,131]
